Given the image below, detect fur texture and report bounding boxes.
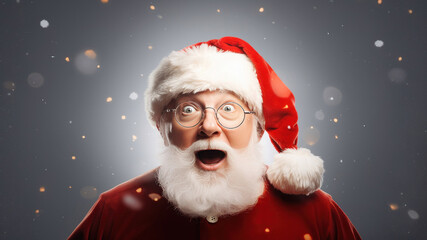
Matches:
[145,44,263,127]
[266,148,324,195]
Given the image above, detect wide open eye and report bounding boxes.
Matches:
[182,105,196,114]
[222,104,235,112]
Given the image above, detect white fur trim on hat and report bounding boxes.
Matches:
[145,44,263,127]
[266,148,324,195]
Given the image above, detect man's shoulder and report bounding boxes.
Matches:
[264,181,334,210]
[101,167,161,200]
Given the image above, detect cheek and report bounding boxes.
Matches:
[169,121,197,149]
[226,119,254,149]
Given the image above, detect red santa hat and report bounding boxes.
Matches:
[145,37,324,195]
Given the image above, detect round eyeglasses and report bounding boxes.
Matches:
[164,101,255,129]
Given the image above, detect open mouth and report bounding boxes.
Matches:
[195,150,226,170]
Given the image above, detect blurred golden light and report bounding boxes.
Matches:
[101,0,109,3]
[3,81,16,91]
[80,186,98,199]
[264,228,270,233]
[389,203,399,210]
[150,5,155,10]
[333,118,338,123]
[408,9,413,14]
[35,209,40,214]
[82,135,86,139]
[334,135,339,139]
[39,186,46,192]
[304,233,313,240]
[121,115,126,120]
[132,135,138,142]
[377,0,382,4]
[398,56,403,61]
[149,193,162,201]
[68,186,72,189]
[302,126,320,146]
[84,49,97,59]
[71,155,76,160]
[65,57,70,62]
[283,104,288,109]
[259,7,264,12]
[106,97,112,102]
[97,64,101,69]
[148,45,153,50]
[136,187,142,193]
[217,9,220,13]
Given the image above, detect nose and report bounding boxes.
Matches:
[198,108,221,138]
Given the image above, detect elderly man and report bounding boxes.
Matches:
[68,37,361,239]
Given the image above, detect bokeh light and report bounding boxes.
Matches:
[75,50,99,75]
[84,49,97,59]
[27,72,45,88]
[148,193,162,201]
[301,126,320,146]
[374,40,384,48]
[388,68,407,84]
[122,194,143,210]
[39,186,46,192]
[408,210,419,220]
[259,7,264,12]
[323,86,342,106]
[304,233,313,240]
[315,110,325,120]
[389,203,399,210]
[264,228,270,233]
[106,97,113,102]
[136,187,142,193]
[40,19,49,28]
[80,186,98,199]
[150,5,155,10]
[3,81,16,91]
[129,92,138,100]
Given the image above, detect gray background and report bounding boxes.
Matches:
[1,0,426,239]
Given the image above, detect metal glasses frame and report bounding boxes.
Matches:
[164,101,255,129]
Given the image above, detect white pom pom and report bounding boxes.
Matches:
[266,148,324,195]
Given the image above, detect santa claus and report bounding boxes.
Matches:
[68,37,361,240]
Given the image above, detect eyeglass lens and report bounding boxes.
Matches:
[175,102,245,128]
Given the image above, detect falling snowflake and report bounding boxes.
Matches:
[40,19,49,28]
[374,40,384,47]
[129,92,138,100]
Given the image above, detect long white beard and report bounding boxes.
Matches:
[157,140,266,218]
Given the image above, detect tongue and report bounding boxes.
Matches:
[196,150,225,165]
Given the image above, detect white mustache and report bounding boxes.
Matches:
[190,140,232,154]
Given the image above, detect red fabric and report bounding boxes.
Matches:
[68,169,361,240]
[188,37,298,152]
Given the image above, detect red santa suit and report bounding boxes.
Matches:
[68,168,361,240]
